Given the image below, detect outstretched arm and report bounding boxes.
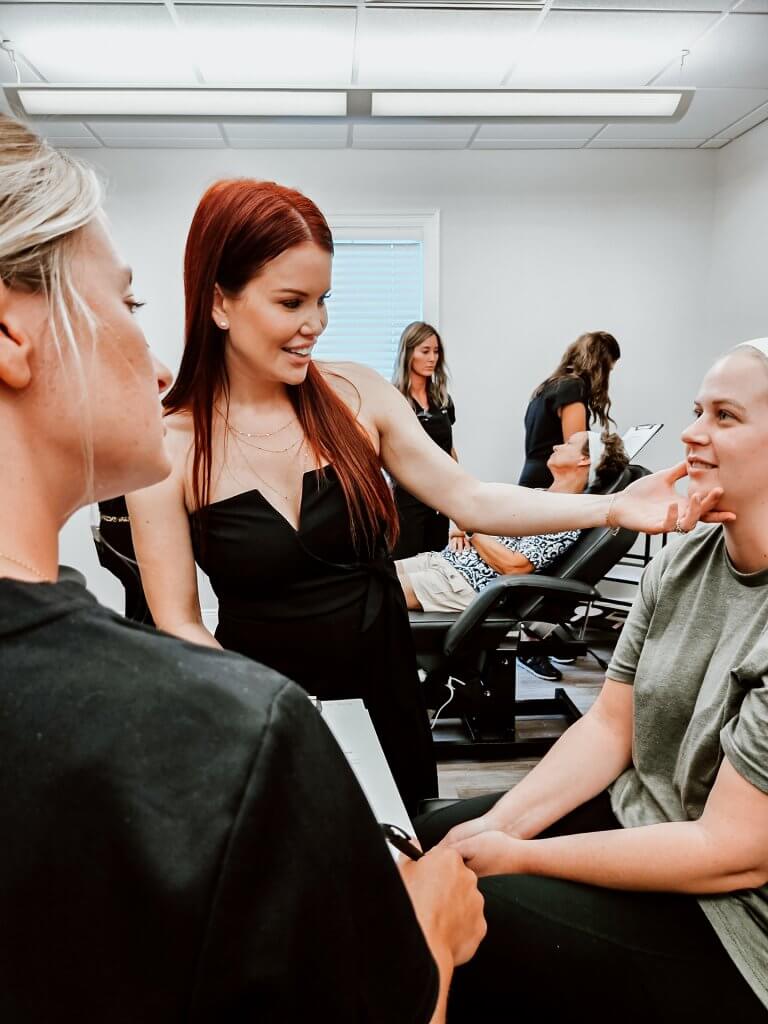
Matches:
[345,364,732,537]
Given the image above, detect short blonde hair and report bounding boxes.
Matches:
[0,115,102,491]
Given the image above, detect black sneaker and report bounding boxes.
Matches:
[517,654,563,682]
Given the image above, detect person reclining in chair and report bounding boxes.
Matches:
[396,430,628,680]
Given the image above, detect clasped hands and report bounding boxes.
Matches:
[437,812,533,879]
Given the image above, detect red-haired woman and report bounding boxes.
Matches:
[127,180,727,814]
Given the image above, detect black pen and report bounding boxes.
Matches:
[381,822,423,860]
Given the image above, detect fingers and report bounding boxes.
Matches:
[701,511,737,523]
[666,461,688,483]
[662,501,678,534]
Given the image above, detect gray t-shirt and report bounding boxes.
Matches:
[608,525,768,1009]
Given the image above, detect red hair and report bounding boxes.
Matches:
[163,178,398,552]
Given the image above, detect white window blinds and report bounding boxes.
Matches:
[314,240,424,381]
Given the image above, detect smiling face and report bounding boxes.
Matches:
[681,350,768,512]
[215,240,331,387]
[409,334,440,381]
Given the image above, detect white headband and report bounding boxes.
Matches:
[586,431,605,486]
[736,337,768,359]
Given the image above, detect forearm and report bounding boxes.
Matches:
[163,619,222,649]
[468,534,531,575]
[489,707,632,838]
[427,949,452,1024]
[449,481,611,537]
[517,820,767,894]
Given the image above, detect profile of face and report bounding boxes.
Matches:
[547,431,591,476]
[409,334,440,381]
[213,240,331,387]
[681,350,768,512]
[20,219,172,506]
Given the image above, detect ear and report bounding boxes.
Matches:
[211,284,229,330]
[0,280,34,390]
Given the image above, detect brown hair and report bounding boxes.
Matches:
[392,321,449,407]
[594,431,629,486]
[534,331,621,429]
[163,178,398,552]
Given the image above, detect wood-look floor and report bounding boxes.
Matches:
[436,644,610,800]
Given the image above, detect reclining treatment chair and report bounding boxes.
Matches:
[409,464,649,760]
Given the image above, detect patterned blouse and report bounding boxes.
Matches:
[441,530,581,593]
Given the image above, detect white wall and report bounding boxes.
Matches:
[708,119,768,348]
[59,145,720,609]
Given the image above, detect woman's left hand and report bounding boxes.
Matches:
[448,831,528,878]
[612,462,736,535]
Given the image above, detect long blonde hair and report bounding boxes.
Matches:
[0,115,102,491]
[533,331,620,429]
[392,321,450,408]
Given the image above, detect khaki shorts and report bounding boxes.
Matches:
[399,552,476,613]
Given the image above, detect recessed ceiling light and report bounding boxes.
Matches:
[372,91,686,119]
[14,88,347,118]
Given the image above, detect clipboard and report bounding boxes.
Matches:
[621,423,663,462]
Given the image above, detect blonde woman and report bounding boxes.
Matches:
[0,115,486,1023]
[391,322,457,558]
[418,343,768,1021]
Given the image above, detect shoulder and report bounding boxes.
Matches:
[161,409,195,468]
[551,376,587,404]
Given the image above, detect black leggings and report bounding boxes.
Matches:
[414,792,765,1022]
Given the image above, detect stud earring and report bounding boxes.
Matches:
[219,320,228,330]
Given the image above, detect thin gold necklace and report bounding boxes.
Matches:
[228,428,304,455]
[230,431,307,503]
[217,407,297,440]
[0,550,50,581]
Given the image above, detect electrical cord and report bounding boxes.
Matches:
[429,675,466,730]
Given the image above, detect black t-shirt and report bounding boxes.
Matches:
[523,376,588,464]
[0,579,437,1023]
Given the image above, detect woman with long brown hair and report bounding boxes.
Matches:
[127,183,723,814]
[520,331,620,488]
[391,321,457,558]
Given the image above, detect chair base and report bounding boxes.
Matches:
[432,687,582,761]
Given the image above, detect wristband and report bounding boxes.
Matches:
[606,495,621,536]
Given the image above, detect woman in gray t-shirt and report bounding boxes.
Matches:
[416,341,768,1020]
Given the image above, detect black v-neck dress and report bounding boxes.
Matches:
[190,465,437,814]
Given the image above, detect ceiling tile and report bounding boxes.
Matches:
[0,4,198,83]
[228,137,347,148]
[356,9,538,87]
[589,137,704,146]
[223,121,349,141]
[30,119,95,140]
[553,0,723,8]
[52,136,103,148]
[87,119,224,140]
[177,5,356,85]
[471,138,586,148]
[507,9,719,87]
[599,87,768,139]
[710,99,768,140]
[475,121,595,140]
[700,137,730,147]
[656,13,768,88]
[354,122,476,141]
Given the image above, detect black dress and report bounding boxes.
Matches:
[392,395,456,559]
[519,377,588,488]
[190,465,437,815]
[95,496,154,625]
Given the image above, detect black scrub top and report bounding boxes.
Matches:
[520,376,588,488]
[410,394,456,456]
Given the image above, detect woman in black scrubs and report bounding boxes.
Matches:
[391,322,458,558]
[520,331,620,489]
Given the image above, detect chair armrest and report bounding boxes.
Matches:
[443,575,600,658]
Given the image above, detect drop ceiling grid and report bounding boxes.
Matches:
[1,1,767,148]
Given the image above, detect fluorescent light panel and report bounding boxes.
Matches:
[17,89,347,117]
[372,91,683,118]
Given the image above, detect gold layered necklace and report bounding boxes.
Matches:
[216,406,297,440]
[227,426,308,503]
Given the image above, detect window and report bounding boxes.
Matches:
[314,212,440,380]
